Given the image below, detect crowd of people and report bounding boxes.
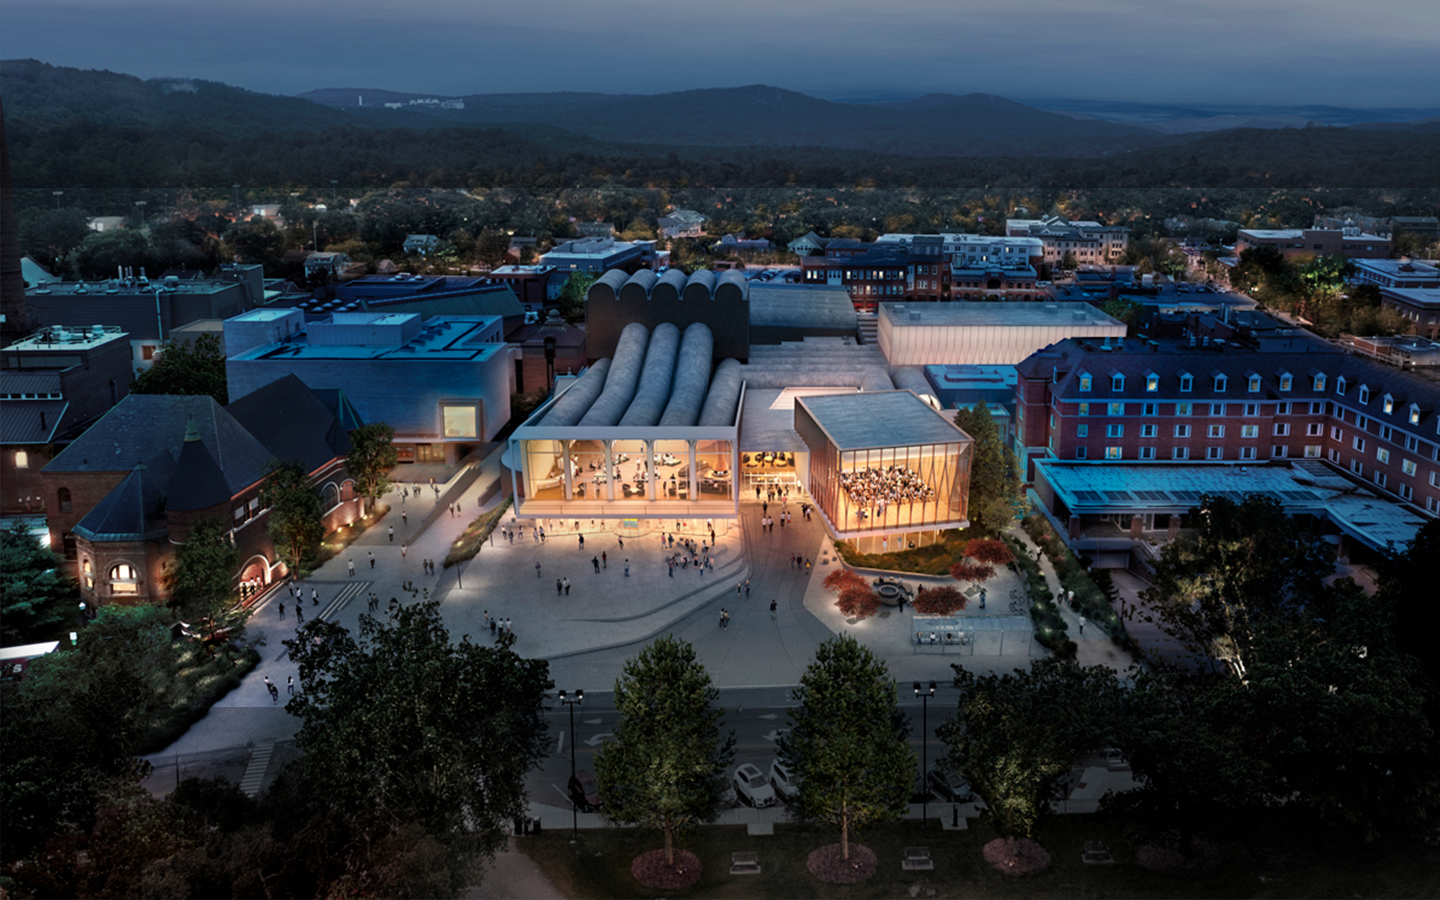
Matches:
[839,464,936,516]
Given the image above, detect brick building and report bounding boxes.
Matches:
[1235,227,1392,260]
[41,375,361,604]
[1013,338,1440,518]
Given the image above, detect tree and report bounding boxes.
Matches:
[225,218,285,272]
[17,206,92,267]
[283,601,551,892]
[779,635,914,861]
[1380,520,1440,682]
[939,659,1117,840]
[259,459,323,575]
[346,422,398,509]
[558,271,596,320]
[0,521,75,645]
[594,635,735,865]
[1100,297,1143,335]
[949,537,1014,587]
[912,584,966,616]
[73,228,159,280]
[130,333,228,404]
[1059,250,1077,270]
[822,568,880,620]
[1104,667,1267,856]
[953,401,1022,531]
[165,516,238,635]
[1140,493,1333,676]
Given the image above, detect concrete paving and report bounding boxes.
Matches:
[143,445,1140,806]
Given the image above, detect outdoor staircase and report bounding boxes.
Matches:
[238,739,275,798]
[856,312,879,345]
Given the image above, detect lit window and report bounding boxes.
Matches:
[1377,448,1390,464]
[1078,403,1089,416]
[1176,402,1191,415]
[1208,424,1225,438]
[1383,395,1394,414]
[1304,445,1322,458]
[1313,373,1326,391]
[1241,425,1259,438]
[1279,374,1292,391]
[1108,403,1124,416]
[1145,373,1159,392]
[1411,406,1422,426]
[1248,375,1261,392]
[1077,424,1088,438]
[109,563,139,594]
[14,450,27,469]
[1402,459,1417,476]
[1105,446,1122,460]
[442,405,478,438]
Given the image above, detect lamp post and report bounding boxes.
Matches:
[134,200,147,229]
[914,681,935,830]
[53,190,63,210]
[558,688,584,842]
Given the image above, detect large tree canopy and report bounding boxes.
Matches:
[953,401,1023,531]
[346,421,398,507]
[779,635,914,860]
[284,600,552,887]
[594,635,734,865]
[259,458,323,574]
[0,521,75,645]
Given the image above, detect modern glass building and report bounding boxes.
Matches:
[795,391,973,551]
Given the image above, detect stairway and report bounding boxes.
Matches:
[238,739,275,798]
[856,312,879,345]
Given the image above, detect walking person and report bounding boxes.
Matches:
[1078,615,1086,635]
[557,578,564,596]
[389,525,394,543]
[402,510,408,528]
[592,556,600,573]
[287,675,295,697]
[278,602,286,619]
[311,587,318,606]
[401,544,408,561]
[295,605,304,623]
[770,599,777,619]
[268,681,280,704]
[602,551,607,569]
[564,577,571,595]
[348,558,355,577]
[744,579,750,596]
[536,561,542,578]
[624,559,630,577]
[368,550,375,569]
[578,533,585,549]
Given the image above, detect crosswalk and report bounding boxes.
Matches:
[318,580,371,620]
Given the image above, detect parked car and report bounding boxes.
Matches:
[733,763,777,808]
[926,765,975,803]
[568,770,602,811]
[770,759,800,802]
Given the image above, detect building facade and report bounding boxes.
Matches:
[1235,227,1392,260]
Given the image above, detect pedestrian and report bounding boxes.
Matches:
[533,527,538,544]
[624,559,630,577]
[483,610,490,628]
[668,560,674,577]
[737,582,742,597]
[505,617,512,634]
[264,675,274,695]
[311,588,318,606]
[401,544,408,561]
[770,599,777,619]
[268,682,280,704]
[579,533,585,548]
[593,556,600,573]
[805,558,811,571]
[279,603,286,619]
[369,550,375,569]
[557,578,563,596]
[287,675,295,696]
[1079,615,1086,635]
[564,578,571,595]
[295,605,304,623]
[348,558,355,577]
[535,561,542,578]
[1067,589,1075,608]
[402,510,408,527]
[744,579,750,596]
[719,608,726,629]
[539,526,546,543]
[490,617,497,636]
[618,536,624,550]
[602,551,607,569]
[389,525,394,543]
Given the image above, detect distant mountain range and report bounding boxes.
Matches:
[1023,98,1440,134]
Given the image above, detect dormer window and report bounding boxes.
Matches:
[1180,372,1193,392]
[1278,372,1292,391]
[1359,385,1370,404]
[1411,404,1422,426]
[1313,373,1326,391]
[1248,374,1261,393]
[1111,373,1125,392]
[1336,376,1346,396]
[1382,394,1394,415]
[1214,374,1228,392]
[1145,371,1159,392]
[1078,371,1092,392]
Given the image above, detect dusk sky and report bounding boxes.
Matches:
[3,0,1438,108]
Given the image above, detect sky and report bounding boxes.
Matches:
[2,0,1438,109]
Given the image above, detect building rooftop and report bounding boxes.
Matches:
[230,315,505,363]
[798,390,969,450]
[1036,460,1426,550]
[1354,258,1440,277]
[4,324,127,351]
[880,301,1123,329]
[748,283,857,330]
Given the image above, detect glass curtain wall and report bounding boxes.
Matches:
[695,439,734,497]
[570,439,609,502]
[654,439,690,501]
[612,439,649,499]
[524,439,567,501]
[811,441,970,532]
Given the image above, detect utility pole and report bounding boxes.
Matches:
[914,681,935,830]
[558,689,585,842]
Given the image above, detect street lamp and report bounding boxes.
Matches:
[134,200,147,229]
[53,190,63,209]
[558,688,585,842]
[914,681,936,830]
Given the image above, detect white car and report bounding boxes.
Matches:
[733,763,777,808]
[769,759,800,802]
[659,453,681,466]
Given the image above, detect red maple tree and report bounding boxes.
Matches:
[912,584,967,616]
[823,569,880,620]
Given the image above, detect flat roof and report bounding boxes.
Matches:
[1355,259,1440,276]
[748,283,857,330]
[1036,460,1425,550]
[231,316,504,363]
[740,387,850,453]
[880,301,1123,329]
[1380,287,1440,307]
[798,390,969,450]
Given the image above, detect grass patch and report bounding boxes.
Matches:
[515,813,1439,899]
[136,639,260,754]
[444,497,512,568]
[1004,534,1074,660]
[833,527,992,575]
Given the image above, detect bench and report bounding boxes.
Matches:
[901,847,934,871]
[1082,840,1114,864]
[730,851,761,875]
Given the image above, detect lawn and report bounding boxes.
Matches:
[834,527,990,576]
[515,814,1438,899]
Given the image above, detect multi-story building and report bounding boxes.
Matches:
[1006,216,1129,266]
[1352,258,1440,290]
[1235,227,1392,260]
[225,309,513,464]
[23,265,267,372]
[656,210,706,239]
[1013,337,1440,519]
[1380,287,1440,339]
[539,237,660,273]
[1,325,134,516]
